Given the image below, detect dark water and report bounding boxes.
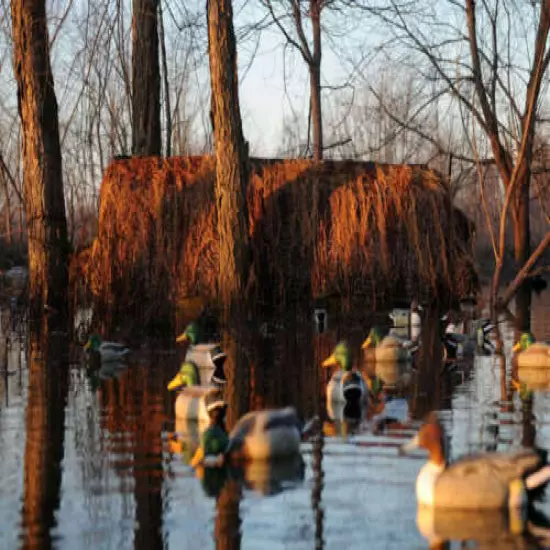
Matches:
[2,292,550,550]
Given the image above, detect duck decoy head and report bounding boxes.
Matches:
[513,332,536,352]
[362,326,385,349]
[400,413,445,464]
[84,334,101,352]
[322,341,351,371]
[176,322,199,345]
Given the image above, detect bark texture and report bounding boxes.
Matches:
[11,0,69,320]
[309,0,323,160]
[207,0,250,313]
[132,0,162,156]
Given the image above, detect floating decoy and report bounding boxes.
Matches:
[513,332,550,369]
[176,321,227,384]
[400,413,550,509]
[190,396,304,466]
[84,334,131,363]
[322,341,367,404]
[362,326,416,363]
[168,362,226,422]
[226,407,303,461]
[169,321,227,422]
[440,313,494,361]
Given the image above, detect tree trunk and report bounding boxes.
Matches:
[11,0,69,321]
[512,176,532,331]
[207,0,250,314]
[310,1,322,161]
[158,1,172,157]
[310,65,323,161]
[132,0,161,156]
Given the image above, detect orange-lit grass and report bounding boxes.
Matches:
[79,156,476,330]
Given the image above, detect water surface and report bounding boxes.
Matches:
[2,292,550,549]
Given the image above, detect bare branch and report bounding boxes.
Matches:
[0,150,22,203]
[263,0,312,63]
[498,232,550,308]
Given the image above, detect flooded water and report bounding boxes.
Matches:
[2,290,550,550]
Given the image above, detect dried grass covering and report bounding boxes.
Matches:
[80,156,476,329]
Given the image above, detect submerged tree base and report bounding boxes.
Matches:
[78,156,477,332]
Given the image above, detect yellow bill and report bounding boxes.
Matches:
[322,353,337,368]
[169,439,183,454]
[84,340,91,350]
[167,372,185,391]
[512,342,521,352]
[190,446,205,468]
[361,336,372,349]
[176,332,189,344]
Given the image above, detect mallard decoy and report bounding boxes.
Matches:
[512,332,550,368]
[440,324,481,362]
[175,321,201,345]
[440,312,494,360]
[322,341,367,404]
[226,407,302,461]
[362,326,416,363]
[84,334,130,363]
[176,322,226,385]
[190,391,230,467]
[167,362,225,422]
[441,333,476,361]
[470,317,495,345]
[169,323,227,422]
[168,360,201,390]
[400,413,550,509]
[191,395,304,466]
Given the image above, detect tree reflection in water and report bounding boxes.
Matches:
[312,427,324,550]
[214,479,242,550]
[20,324,69,550]
[410,306,445,420]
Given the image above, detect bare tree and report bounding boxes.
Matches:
[365,0,550,329]
[11,0,69,320]
[132,0,161,156]
[207,0,250,314]
[262,0,324,159]
[158,1,172,156]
